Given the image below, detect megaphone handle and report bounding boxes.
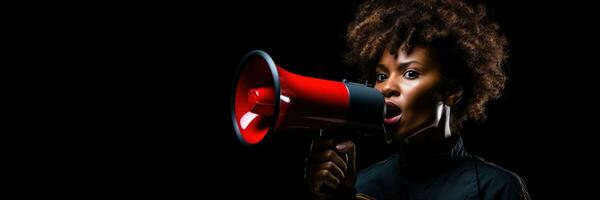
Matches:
[319,129,360,143]
[309,129,356,198]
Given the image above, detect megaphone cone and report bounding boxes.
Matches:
[231,50,386,145]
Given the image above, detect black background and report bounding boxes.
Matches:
[43,0,598,199]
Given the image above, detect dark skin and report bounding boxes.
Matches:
[305,45,463,199]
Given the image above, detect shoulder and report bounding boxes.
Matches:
[470,156,526,186]
[469,156,531,200]
[356,154,401,183]
[355,154,402,199]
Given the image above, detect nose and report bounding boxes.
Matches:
[377,78,400,98]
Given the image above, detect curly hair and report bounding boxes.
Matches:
[346,0,508,129]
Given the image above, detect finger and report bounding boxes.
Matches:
[311,149,348,172]
[334,140,354,153]
[307,161,345,180]
[311,169,341,189]
[335,140,356,171]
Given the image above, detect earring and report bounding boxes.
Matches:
[442,104,452,139]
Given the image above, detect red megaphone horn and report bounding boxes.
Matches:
[231,50,386,145]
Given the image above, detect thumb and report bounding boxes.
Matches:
[335,141,356,172]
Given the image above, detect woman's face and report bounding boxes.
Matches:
[375,46,445,142]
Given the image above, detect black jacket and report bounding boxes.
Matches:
[353,137,530,200]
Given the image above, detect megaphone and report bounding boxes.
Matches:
[231,50,386,145]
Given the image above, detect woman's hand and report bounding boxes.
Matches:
[305,139,356,200]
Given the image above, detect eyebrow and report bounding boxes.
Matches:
[377,60,423,71]
[376,64,388,72]
[398,60,423,68]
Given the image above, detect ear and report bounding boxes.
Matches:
[444,83,463,107]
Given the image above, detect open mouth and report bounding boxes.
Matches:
[384,101,402,125]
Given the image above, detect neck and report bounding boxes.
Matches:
[402,103,452,144]
[389,134,464,176]
[393,132,460,156]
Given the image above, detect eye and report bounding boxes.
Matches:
[403,70,420,80]
[375,73,388,82]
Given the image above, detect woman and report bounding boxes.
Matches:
[305,0,530,199]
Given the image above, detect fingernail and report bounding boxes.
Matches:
[336,144,346,151]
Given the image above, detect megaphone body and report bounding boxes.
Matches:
[232,50,386,145]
